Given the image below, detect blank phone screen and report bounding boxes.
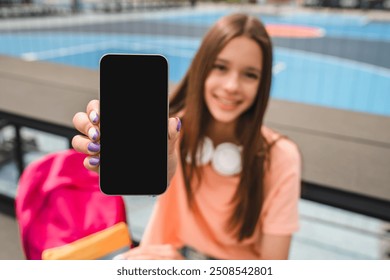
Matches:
[99,54,168,195]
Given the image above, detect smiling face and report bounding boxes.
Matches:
[204,36,263,125]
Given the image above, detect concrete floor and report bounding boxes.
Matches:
[0,211,25,260]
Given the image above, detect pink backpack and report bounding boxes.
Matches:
[15,148,130,260]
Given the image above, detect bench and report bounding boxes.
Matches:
[1,54,389,221]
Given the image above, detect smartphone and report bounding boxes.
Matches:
[99,53,168,195]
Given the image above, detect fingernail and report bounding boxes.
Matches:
[89,111,99,124]
[89,156,100,166]
[112,254,124,260]
[87,142,100,153]
[175,117,181,132]
[88,127,99,141]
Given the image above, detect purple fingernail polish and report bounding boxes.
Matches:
[175,117,181,132]
[89,157,100,166]
[89,111,99,124]
[88,127,99,141]
[88,142,100,153]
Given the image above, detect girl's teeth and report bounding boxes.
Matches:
[219,97,236,105]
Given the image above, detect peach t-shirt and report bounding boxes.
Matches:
[141,126,301,259]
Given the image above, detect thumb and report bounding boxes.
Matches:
[167,117,181,184]
[168,117,181,146]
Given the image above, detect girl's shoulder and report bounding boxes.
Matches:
[261,126,301,163]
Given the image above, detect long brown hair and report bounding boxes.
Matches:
[169,13,273,241]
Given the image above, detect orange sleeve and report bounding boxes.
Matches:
[261,138,302,235]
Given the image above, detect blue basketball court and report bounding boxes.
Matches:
[0,8,389,116]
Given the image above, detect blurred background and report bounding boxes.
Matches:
[0,0,389,260]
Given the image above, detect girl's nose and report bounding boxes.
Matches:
[223,72,240,93]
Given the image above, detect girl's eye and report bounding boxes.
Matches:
[213,64,227,71]
[245,72,260,80]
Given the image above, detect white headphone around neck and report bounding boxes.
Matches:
[186,137,242,176]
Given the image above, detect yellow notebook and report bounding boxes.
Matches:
[42,222,132,260]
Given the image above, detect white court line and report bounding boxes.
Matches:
[20,38,389,80]
[20,40,196,61]
[273,62,286,75]
[21,40,118,61]
[276,46,390,78]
